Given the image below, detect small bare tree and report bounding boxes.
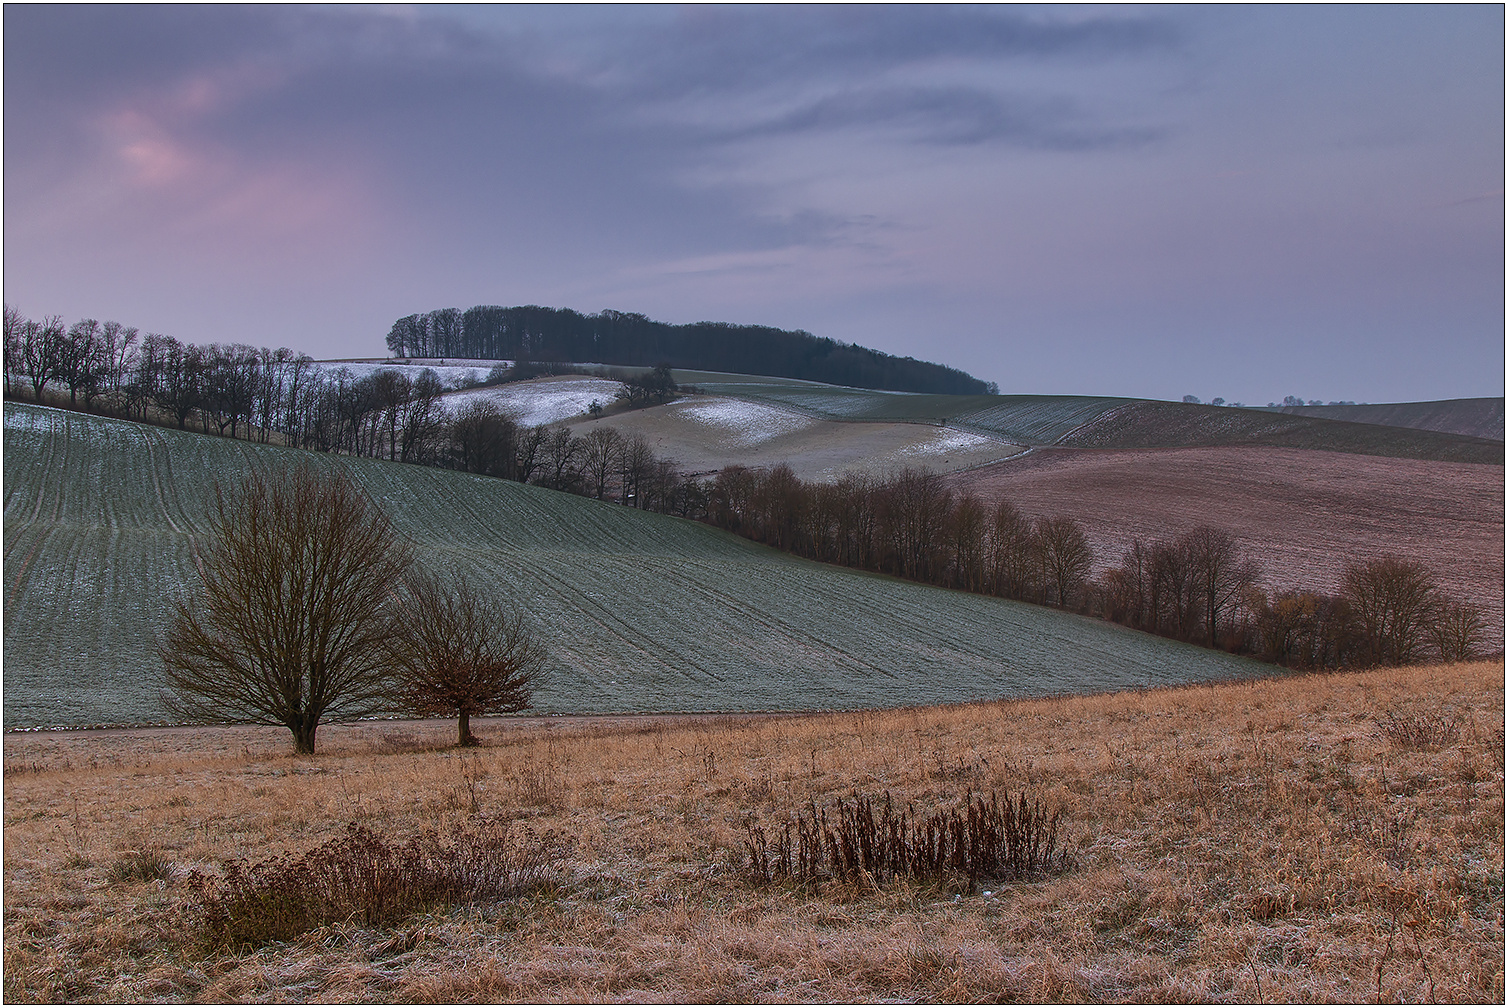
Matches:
[1341,558,1440,667]
[161,466,413,754]
[1182,526,1261,648]
[1431,598,1487,663]
[389,571,546,747]
[1035,515,1093,608]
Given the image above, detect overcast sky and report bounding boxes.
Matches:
[5,4,1502,403]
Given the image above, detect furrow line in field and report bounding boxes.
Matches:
[503,557,702,682]
[1051,401,1142,446]
[662,558,898,679]
[578,557,728,682]
[26,409,67,526]
[140,426,189,535]
[4,524,53,613]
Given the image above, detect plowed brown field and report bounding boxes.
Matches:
[949,446,1505,639]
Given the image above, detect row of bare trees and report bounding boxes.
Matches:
[694,463,1492,669]
[701,464,1095,606]
[2,306,481,459]
[1246,560,1488,669]
[1100,534,1488,668]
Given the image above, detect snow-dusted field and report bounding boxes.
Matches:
[675,397,820,447]
[571,395,1023,480]
[313,358,513,389]
[3,402,1269,729]
[441,376,627,427]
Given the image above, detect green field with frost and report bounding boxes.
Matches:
[3,403,1277,728]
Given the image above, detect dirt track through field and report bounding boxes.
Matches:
[950,445,1505,639]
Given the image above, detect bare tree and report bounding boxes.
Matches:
[540,424,583,490]
[1035,515,1092,608]
[881,468,952,581]
[58,318,105,407]
[389,571,546,746]
[945,493,987,592]
[448,399,518,477]
[581,427,622,500]
[1182,526,1261,648]
[986,500,1036,601]
[161,466,414,754]
[2,304,22,396]
[15,314,66,401]
[1431,598,1487,664]
[616,433,656,507]
[515,423,550,484]
[1341,558,1439,667]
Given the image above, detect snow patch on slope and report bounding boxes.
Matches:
[676,398,816,447]
[313,359,509,389]
[443,377,627,427]
[894,427,1005,459]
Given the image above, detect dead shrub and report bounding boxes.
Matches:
[196,821,560,949]
[1377,708,1463,750]
[746,790,1064,887]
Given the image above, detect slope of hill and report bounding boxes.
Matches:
[2,403,1275,729]
[1261,397,1505,441]
[566,397,1023,481]
[311,361,1501,468]
[946,445,1505,641]
[1062,400,1504,463]
[689,379,1502,463]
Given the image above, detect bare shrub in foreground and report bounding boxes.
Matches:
[1377,708,1464,751]
[746,790,1063,887]
[198,822,558,949]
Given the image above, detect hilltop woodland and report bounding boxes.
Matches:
[385,304,997,395]
[3,307,1493,673]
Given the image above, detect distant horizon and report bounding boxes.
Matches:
[5,5,1502,403]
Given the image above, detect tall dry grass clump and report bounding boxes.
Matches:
[3,661,1502,1003]
[746,790,1062,885]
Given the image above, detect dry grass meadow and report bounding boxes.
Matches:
[3,661,1502,1003]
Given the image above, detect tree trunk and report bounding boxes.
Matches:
[292,720,318,755]
[458,710,475,747]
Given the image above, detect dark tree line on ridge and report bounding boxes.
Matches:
[5,307,1489,673]
[385,305,997,395]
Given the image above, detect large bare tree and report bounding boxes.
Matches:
[161,466,413,753]
[388,571,546,747]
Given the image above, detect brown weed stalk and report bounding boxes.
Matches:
[747,789,1062,885]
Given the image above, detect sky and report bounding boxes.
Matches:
[4,4,1503,404]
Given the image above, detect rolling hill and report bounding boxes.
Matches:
[945,446,1505,643]
[400,368,1499,488]
[1260,397,1505,441]
[2,402,1277,730]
